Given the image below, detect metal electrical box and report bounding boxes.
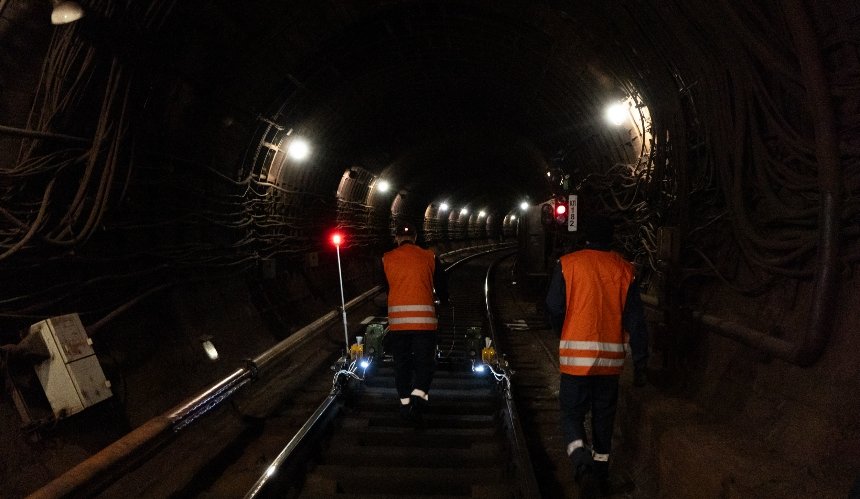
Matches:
[29,314,112,419]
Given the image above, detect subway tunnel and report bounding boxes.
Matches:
[1,0,859,497]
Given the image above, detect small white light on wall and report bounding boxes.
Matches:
[201,338,219,361]
[376,180,390,192]
[519,201,529,210]
[439,202,449,212]
[460,207,469,215]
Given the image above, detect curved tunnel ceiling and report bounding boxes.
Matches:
[147,1,649,214]
[2,0,856,326]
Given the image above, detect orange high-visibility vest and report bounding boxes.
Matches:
[383,243,438,331]
[558,249,634,376]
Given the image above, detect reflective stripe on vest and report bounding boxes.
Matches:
[388,305,437,326]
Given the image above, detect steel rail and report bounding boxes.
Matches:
[244,391,342,499]
[482,250,542,498]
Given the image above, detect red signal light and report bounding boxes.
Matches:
[554,199,568,225]
[331,232,344,246]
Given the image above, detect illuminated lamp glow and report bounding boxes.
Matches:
[556,204,567,215]
[510,215,517,221]
[360,360,370,369]
[519,201,529,210]
[266,465,277,477]
[51,1,84,25]
[331,232,344,246]
[439,202,449,212]
[460,208,469,215]
[478,210,486,218]
[474,364,485,373]
[202,340,219,361]
[376,180,390,192]
[606,103,627,126]
[287,138,310,160]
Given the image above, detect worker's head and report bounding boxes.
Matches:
[394,222,417,245]
[584,214,614,246]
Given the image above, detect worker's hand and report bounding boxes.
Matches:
[633,367,647,387]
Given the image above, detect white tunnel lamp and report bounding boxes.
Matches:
[439,202,449,212]
[605,102,628,126]
[286,137,310,161]
[519,201,529,210]
[376,180,390,193]
[460,208,469,216]
[51,1,85,25]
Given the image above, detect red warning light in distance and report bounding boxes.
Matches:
[555,203,567,215]
[331,232,344,246]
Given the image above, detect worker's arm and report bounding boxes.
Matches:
[622,279,649,384]
[545,260,566,335]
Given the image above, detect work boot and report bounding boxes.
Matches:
[409,395,426,427]
[569,447,594,482]
[399,402,412,421]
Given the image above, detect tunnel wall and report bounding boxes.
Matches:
[2,1,859,496]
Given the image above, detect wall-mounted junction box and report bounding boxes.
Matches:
[29,313,112,419]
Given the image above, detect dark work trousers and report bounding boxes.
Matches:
[388,331,437,399]
[559,374,620,466]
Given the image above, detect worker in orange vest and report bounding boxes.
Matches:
[545,214,648,496]
[383,221,448,424]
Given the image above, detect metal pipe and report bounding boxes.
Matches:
[0,124,90,143]
[251,286,380,373]
[781,0,842,366]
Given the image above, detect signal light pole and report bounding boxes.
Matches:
[331,232,350,353]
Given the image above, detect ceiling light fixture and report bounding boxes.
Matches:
[376,180,390,192]
[286,138,310,161]
[605,102,628,126]
[51,0,85,25]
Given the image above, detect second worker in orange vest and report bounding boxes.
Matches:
[545,214,648,496]
[383,221,448,424]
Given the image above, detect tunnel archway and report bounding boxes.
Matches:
[1,1,858,497]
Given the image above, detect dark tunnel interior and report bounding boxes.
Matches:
[1,0,859,497]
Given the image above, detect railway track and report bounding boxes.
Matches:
[30,244,554,499]
[244,248,540,498]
